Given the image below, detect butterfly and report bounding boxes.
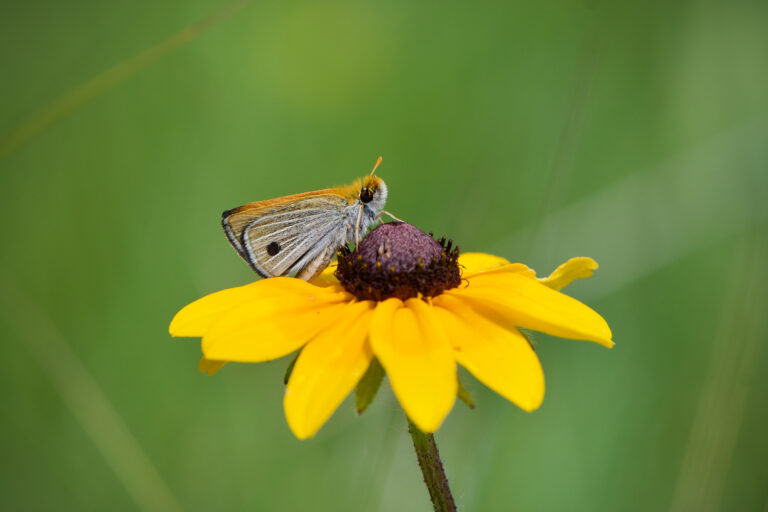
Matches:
[221,157,400,280]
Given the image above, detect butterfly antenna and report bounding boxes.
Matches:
[370,155,383,176]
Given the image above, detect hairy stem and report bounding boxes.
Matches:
[407,420,457,512]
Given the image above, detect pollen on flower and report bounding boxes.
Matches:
[336,222,461,301]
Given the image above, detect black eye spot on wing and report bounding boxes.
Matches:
[360,188,374,203]
[267,241,281,256]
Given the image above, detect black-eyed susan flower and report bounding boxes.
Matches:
[170,222,613,439]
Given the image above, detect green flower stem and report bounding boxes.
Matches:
[407,420,457,512]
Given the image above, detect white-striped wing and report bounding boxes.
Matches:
[222,195,349,278]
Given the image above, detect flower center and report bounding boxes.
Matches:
[336,222,461,301]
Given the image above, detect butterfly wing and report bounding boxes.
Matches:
[222,194,350,278]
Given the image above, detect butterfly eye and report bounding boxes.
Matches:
[360,188,374,203]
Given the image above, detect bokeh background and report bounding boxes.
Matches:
[1,0,767,510]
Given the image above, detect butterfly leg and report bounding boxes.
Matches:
[382,210,404,222]
[355,205,363,245]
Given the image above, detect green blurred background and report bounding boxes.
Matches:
[2,0,767,510]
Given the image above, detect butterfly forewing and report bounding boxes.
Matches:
[222,194,350,277]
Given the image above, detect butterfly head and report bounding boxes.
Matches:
[359,174,387,213]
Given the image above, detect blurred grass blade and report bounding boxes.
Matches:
[495,120,768,300]
[0,0,251,161]
[0,279,182,512]
[530,27,601,254]
[670,236,768,511]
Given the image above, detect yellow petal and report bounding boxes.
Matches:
[458,253,510,275]
[451,272,614,347]
[539,257,599,291]
[308,261,340,288]
[458,252,535,279]
[284,301,375,439]
[202,280,351,362]
[432,294,544,411]
[369,298,456,433]
[170,282,261,338]
[198,357,226,376]
[170,278,347,338]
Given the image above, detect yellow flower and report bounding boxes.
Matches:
[170,223,612,439]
